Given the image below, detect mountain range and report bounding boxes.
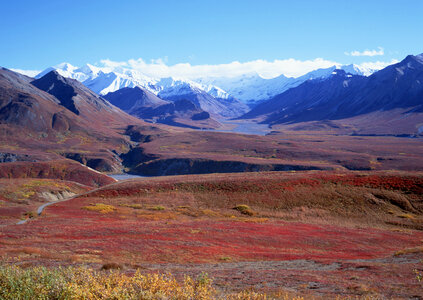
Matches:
[103,87,220,129]
[5,53,423,138]
[0,67,149,172]
[35,63,248,119]
[241,54,423,136]
[1,52,423,178]
[33,61,380,112]
[196,64,376,106]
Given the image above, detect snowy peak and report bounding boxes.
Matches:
[35,63,231,101]
[35,59,390,108]
[341,64,379,76]
[195,64,373,104]
[154,77,232,100]
[242,53,423,126]
[35,63,244,118]
[55,62,77,73]
[76,63,102,77]
[36,63,78,79]
[196,72,290,104]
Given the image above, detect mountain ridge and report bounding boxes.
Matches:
[241,54,423,136]
[32,61,386,108]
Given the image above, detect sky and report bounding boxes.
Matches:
[1,0,422,78]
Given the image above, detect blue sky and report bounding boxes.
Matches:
[1,0,422,77]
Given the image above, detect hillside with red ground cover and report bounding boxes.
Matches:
[1,171,422,298]
[0,160,115,187]
[2,67,423,182]
[121,126,423,176]
[0,177,92,226]
[2,67,423,298]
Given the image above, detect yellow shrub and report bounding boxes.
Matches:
[0,265,319,299]
[82,203,116,214]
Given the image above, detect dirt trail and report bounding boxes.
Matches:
[15,196,77,225]
[15,184,113,225]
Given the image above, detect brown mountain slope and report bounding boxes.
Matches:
[2,67,423,180]
[0,67,168,173]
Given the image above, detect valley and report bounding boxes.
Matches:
[1,53,423,299]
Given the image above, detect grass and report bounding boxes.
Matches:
[136,211,176,221]
[397,213,415,219]
[1,172,423,298]
[120,203,143,209]
[219,256,232,261]
[82,203,117,214]
[394,246,423,256]
[148,205,165,211]
[0,265,288,300]
[80,171,423,230]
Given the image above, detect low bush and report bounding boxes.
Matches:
[120,203,143,209]
[0,265,293,299]
[233,204,255,216]
[82,203,116,214]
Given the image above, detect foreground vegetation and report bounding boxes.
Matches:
[1,171,422,298]
[0,265,306,300]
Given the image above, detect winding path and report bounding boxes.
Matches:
[15,195,77,225]
[15,175,149,225]
[15,186,107,225]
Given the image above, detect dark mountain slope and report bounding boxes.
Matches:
[0,68,77,132]
[157,82,249,119]
[241,54,423,127]
[31,70,136,125]
[0,68,157,172]
[104,87,220,129]
[103,86,168,112]
[241,70,366,122]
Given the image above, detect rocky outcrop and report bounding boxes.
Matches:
[121,148,158,168]
[0,152,35,163]
[129,158,329,176]
[192,111,210,120]
[32,71,80,115]
[62,152,121,173]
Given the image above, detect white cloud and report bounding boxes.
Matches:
[10,68,41,77]
[11,56,398,81]
[345,47,384,57]
[356,59,399,73]
[100,57,340,79]
[99,59,128,69]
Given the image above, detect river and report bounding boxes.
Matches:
[109,174,149,181]
[202,120,272,136]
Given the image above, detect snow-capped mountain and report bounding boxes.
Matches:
[35,63,248,118]
[103,87,221,129]
[154,77,230,100]
[154,77,249,118]
[36,63,158,95]
[34,61,383,116]
[241,54,423,127]
[35,63,234,99]
[196,64,376,105]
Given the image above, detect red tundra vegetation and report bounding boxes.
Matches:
[1,171,422,298]
[0,160,115,187]
[0,178,92,225]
